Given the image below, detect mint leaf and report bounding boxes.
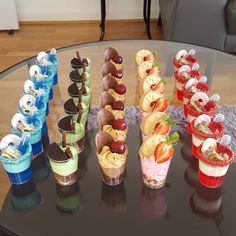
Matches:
[153,61,159,67]
[152,51,157,57]
[166,132,179,146]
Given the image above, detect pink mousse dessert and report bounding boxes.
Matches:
[139,133,179,189]
[173,49,198,70]
[182,77,210,116]
[197,135,234,188]
[185,92,219,133]
[174,63,201,101]
[190,114,224,158]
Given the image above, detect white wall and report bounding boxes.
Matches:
[15,0,160,21]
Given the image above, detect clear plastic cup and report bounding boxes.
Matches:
[47,142,79,186]
[0,145,32,185]
[197,144,234,188]
[140,156,171,189]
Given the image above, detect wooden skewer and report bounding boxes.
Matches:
[62,131,67,148]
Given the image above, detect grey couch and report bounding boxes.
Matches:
[159,0,236,53]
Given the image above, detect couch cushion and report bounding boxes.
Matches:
[225,34,236,52]
[227,0,236,34]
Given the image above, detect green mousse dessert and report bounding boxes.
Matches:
[47,141,79,186]
[57,115,85,153]
[63,98,89,127]
[70,51,91,74]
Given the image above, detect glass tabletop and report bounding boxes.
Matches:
[0,40,236,235]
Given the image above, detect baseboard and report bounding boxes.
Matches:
[19,18,158,25]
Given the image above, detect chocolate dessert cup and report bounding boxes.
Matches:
[47,142,79,186]
[57,115,85,153]
[63,98,89,127]
[70,51,91,73]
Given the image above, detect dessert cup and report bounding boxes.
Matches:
[68,84,91,106]
[0,144,32,185]
[185,103,217,134]
[182,82,209,116]
[102,125,128,142]
[190,120,224,159]
[47,142,79,186]
[48,49,59,85]
[140,156,171,189]
[197,144,234,188]
[58,115,85,153]
[64,98,89,127]
[71,57,91,73]
[96,125,128,186]
[173,54,197,70]
[69,70,91,87]
[18,102,47,136]
[11,118,43,157]
[174,69,201,101]
[30,74,54,100]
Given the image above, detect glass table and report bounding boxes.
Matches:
[0,40,236,236]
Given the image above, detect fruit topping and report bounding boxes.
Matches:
[114,84,126,95]
[112,119,127,131]
[104,47,123,64]
[110,141,126,154]
[111,101,124,110]
[151,98,168,112]
[154,133,179,163]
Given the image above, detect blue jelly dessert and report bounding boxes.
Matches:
[0,134,32,185]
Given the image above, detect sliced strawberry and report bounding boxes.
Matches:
[152,98,168,112]
[150,82,165,94]
[148,67,160,77]
[204,100,216,111]
[196,82,209,93]
[154,142,174,163]
[144,54,155,62]
[154,122,170,135]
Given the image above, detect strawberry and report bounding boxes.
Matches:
[151,98,168,112]
[144,54,155,62]
[151,82,165,94]
[144,51,157,62]
[154,142,174,163]
[154,132,179,163]
[154,122,170,135]
[204,100,216,111]
[148,67,160,77]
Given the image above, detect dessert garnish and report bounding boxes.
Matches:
[154,133,179,163]
[201,135,232,162]
[101,61,123,79]
[29,65,48,80]
[138,61,160,80]
[104,47,123,64]
[102,75,118,91]
[136,49,157,65]
[71,51,89,69]
[190,92,220,112]
[11,113,35,133]
[175,49,196,65]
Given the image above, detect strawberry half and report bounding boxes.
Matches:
[154,122,170,135]
[154,142,174,163]
[152,98,168,112]
[151,82,165,94]
[148,67,160,77]
[154,132,179,163]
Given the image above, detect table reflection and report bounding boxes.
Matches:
[139,184,169,220]
[190,183,222,218]
[56,182,81,214]
[10,179,42,213]
[32,151,51,183]
[100,181,127,214]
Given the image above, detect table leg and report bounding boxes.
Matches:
[143,0,147,24]
[143,0,152,39]
[99,0,106,41]
[146,0,152,39]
